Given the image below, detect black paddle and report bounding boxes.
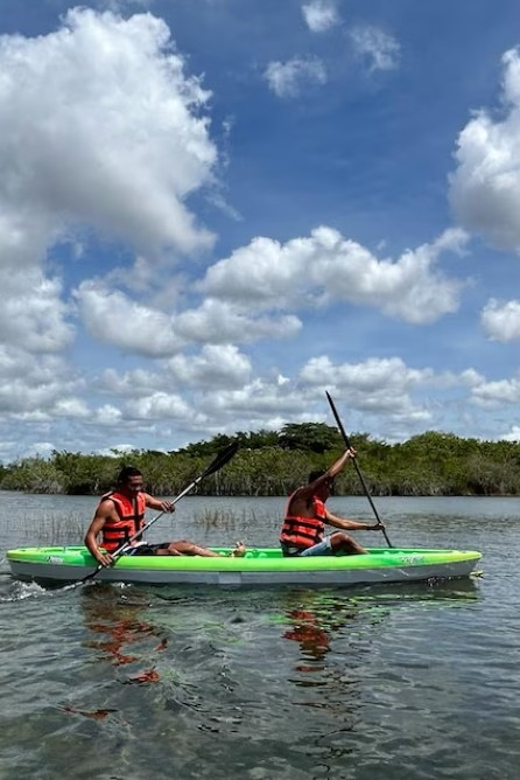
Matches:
[326,391,392,548]
[81,442,239,583]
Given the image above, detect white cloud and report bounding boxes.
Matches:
[96,443,138,457]
[302,1,339,33]
[102,368,164,397]
[104,346,252,394]
[75,281,185,357]
[264,56,327,98]
[459,368,485,388]
[349,26,400,72]
[76,281,301,356]
[0,7,222,440]
[299,356,433,420]
[0,348,78,416]
[0,270,73,354]
[126,392,192,420]
[0,7,217,256]
[95,404,124,426]
[200,226,468,324]
[450,47,520,252]
[22,442,56,459]
[201,378,308,417]
[500,425,520,442]
[165,345,251,388]
[52,398,90,418]
[175,299,302,343]
[470,375,520,406]
[481,299,520,341]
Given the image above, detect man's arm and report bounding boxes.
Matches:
[297,448,357,500]
[84,501,114,566]
[143,493,175,513]
[325,508,385,532]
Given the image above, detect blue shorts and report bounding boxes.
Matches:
[281,537,333,557]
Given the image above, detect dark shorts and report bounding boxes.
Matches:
[124,543,169,556]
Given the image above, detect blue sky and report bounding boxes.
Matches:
[0,0,520,461]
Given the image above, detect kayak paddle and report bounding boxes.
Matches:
[326,391,392,548]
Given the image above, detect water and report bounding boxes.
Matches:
[1,493,520,779]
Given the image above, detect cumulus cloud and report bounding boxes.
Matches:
[102,368,165,397]
[165,345,252,388]
[52,398,90,418]
[75,281,186,357]
[302,1,339,32]
[450,48,520,252]
[0,270,73,354]
[481,299,520,341]
[299,356,433,420]
[22,442,57,459]
[95,404,124,426]
[468,370,520,406]
[103,346,251,392]
[0,7,221,439]
[201,378,309,418]
[175,299,301,343]
[0,7,216,256]
[76,281,301,356]
[200,226,468,324]
[126,392,192,420]
[264,56,327,98]
[500,425,520,442]
[194,354,465,434]
[0,348,79,416]
[349,26,400,72]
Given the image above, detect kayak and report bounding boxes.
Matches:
[6,546,482,587]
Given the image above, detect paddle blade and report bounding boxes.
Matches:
[202,442,239,479]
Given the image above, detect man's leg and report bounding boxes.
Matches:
[330,532,367,555]
[155,540,247,558]
[298,538,334,557]
[156,541,221,557]
[298,534,367,556]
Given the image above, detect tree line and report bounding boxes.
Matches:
[1,423,519,497]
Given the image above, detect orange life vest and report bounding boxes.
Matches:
[279,491,326,549]
[100,490,146,553]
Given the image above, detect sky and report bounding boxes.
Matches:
[0,0,520,461]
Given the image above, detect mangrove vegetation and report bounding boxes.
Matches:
[1,424,519,497]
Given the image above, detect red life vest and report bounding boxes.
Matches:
[100,490,146,553]
[279,491,326,549]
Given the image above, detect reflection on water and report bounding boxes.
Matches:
[2,495,520,780]
[80,585,167,682]
[281,577,480,669]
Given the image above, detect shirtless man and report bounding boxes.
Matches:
[279,449,384,557]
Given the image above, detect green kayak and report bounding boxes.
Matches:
[6,545,482,587]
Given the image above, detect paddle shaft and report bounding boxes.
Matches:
[326,391,392,548]
[82,443,238,582]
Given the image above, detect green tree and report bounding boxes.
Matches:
[279,423,342,453]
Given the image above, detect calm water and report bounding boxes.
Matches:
[1,493,519,780]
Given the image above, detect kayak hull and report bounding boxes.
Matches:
[6,546,482,587]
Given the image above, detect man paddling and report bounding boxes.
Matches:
[84,466,245,566]
[280,448,385,557]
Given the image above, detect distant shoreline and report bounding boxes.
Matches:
[1,426,519,498]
